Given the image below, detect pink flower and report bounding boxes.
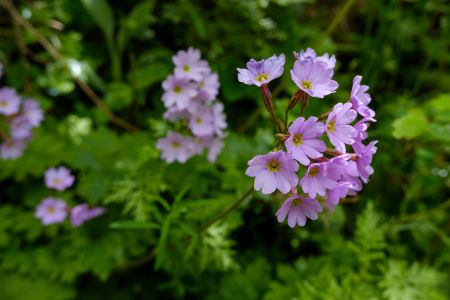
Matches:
[189,107,215,137]
[204,137,224,163]
[285,116,326,166]
[294,48,336,70]
[326,182,352,211]
[350,75,375,119]
[0,139,26,160]
[300,162,337,198]
[22,99,44,127]
[197,71,220,101]
[325,102,357,153]
[44,166,75,191]
[345,141,378,183]
[156,131,195,163]
[237,54,286,86]
[10,116,33,140]
[162,75,197,109]
[246,151,299,194]
[290,57,338,98]
[173,48,210,81]
[276,189,323,227]
[70,204,105,227]
[35,197,68,225]
[0,87,21,116]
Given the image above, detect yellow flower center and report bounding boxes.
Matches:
[291,198,302,206]
[256,73,269,82]
[301,80,313,90]
[172,142,180,149]
[327,121,336,133]
[183,64,190,72]
[47,206,55,214]
[293,133,303,146]
[309,166,319,177]
[53,178,61,185]
[174,86,182,93]
[195,117,203,124]
[0,100,8,107]
[266,159,280,172]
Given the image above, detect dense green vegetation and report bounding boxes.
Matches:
[0,0,449,299]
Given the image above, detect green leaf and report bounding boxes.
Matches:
[392,109,428,139]
[81,0,115,41]
[104,81,133,110]
[110,221,160,230]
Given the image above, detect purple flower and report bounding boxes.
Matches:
[326,181,352,211]
[0,87,21,116]
[173,48,210,81]
[35,197,68,225]
[197,71,220,101]
[212,102,227,136]
[246,151,299,194]
[285,116,326,166]
[204,137,224,163]
[300,162,337,198]
[350,75,375,118]
[189,108,215,137]
[237,54,286,86]
[276,189,323,227]
[345,141,378,183]
[70,204,105,227]
[0,139,26,160]
[156,131,194,163]
[290,58,338,98]
[326,102,357,153]
[163,106,190,121]
[162,75,198,109]
[45,166,75,191]
[354,116,375,142]
[10,116,33,140]
[294,48,336,70]
[22,99,44,127]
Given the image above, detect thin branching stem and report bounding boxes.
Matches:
[0,0,139,133]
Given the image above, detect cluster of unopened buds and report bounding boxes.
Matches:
[238,48,377,228]
[0,63,44,160]
[35,166,105,227]
[157,48,227,163]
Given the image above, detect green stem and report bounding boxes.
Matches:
[198,187,254,234]
[115,187,255,271]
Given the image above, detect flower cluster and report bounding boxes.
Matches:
[238,48,377,228]
[35,166,105,226]
[157,48,227,163]
[0,63,44,160]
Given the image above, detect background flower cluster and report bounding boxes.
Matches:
[0,63,44,160]
[36,166,104,227]
[157,48,227,163]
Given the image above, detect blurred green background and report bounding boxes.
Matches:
[0,0,449,299]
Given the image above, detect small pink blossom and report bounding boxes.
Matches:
[35,197,68,225]
[246,151,299,194]
[276,189,323,227]
[70,204,105,227]
[290,58,338,98]
[156,131,195,164]
[285,116,326,166]
[300,162,337,198]
[326,102,357,153]
[44,166,75,191]
[237,54,286,86]
[173,48,210,81]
